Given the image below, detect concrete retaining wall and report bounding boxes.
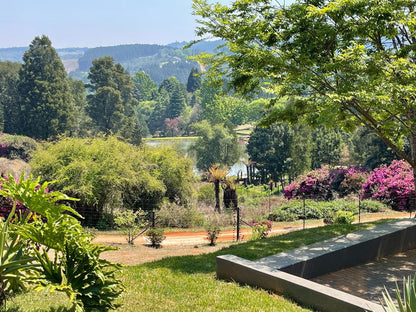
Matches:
[216,219,416,312]
[217,255,384,312]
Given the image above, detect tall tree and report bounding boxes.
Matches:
[68,78,91,137]
[193,0,416,187]
[311,127,344,169]
[186,67,202,93]
[132,71,158,102]
[18,35,74,139]
[190,120,242,171]
[87,56,141,144]
[0,61,21,133]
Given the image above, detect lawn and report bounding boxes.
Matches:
[7,220,390,312]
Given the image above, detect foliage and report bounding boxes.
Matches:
[190,120,242,171]
[0,199,36,307]
[208,164,229,213]
[311,127,344,169]
[87,56,141,145]
[156,202,203,228]
[145,228,166,248]
[349,127,400,170]
[30,136,193,226]
[192,0,416,187]
[333,211,355,225]
[204,214,221,246]
[114,209,147,245]
[0,61,21,134]
[268,199,386,222]
[362,160,415,211]
[17,35,74,140]
[196,183,215,206]
[251,220,272,240]
[186,67,202,93]
[284,166,368,200]
[0,174,123,312]
[0,135,37,162]
[380,274,416,312]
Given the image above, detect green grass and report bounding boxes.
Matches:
[7,220,391,312]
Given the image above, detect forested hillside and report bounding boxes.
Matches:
[0,40,223,83]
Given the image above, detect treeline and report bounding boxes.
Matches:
[246,123,399,187]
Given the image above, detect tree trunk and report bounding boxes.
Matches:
[214,180,221,213]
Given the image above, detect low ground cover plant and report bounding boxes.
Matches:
[145,228,166,248]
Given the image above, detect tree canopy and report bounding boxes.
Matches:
[193,0,416,175]
[18,35,74,139]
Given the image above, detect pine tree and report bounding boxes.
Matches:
[186,67,201,93]
[18,35,74,139]
[87,56,141,144]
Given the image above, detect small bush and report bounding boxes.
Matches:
[333,210,355,224]
[145,228,166,248]
[156,202,203,228]
[0,135,37,161]
[359,199,388,212]
[96,212,116,230]
[196,183,215,205]
[205,215,221,246]
[251,220,272,240]
[114,209,146,245]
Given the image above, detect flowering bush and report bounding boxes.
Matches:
[284,166,367,200]
[251,220,272,240]
[362,159,415,211]
[284,166,333,200]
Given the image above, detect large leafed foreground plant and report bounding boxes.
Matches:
[0,174,124,312]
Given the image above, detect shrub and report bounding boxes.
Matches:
[145,228,166,248]
[196,183,215,205]
[284,166,368,201]
[205,215,221,246]
[251,220,272,240]
[114,209,146,245]
[156,202,203,228]
[0,174,123,311]
[359,199,388,213]
[0,135,37,162]
[362,160,415,211]
[333,210,355,224]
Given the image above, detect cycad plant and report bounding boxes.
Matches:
[380,274,416,312]
[208,164,228,213]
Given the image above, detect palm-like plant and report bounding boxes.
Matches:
[208,164,228,213]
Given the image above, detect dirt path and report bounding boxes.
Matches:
[94,212,410,266]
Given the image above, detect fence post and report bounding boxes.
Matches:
[236,207,240,241]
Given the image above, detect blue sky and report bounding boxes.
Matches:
[0,0,231,49]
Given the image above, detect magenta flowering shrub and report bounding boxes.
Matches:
[251,220,272,240]
[362,160,415,211]
[284,166,335,200]
[284,166,368,200]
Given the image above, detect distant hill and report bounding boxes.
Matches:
[0,40,225,84]
[0,47,88,63]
